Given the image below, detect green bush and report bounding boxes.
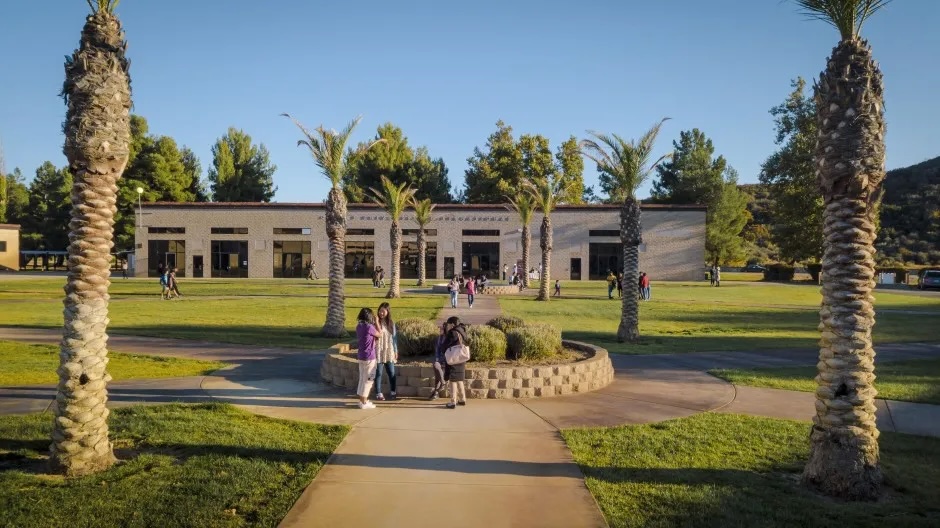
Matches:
[486,315,526,334]
[466,325,507,362]
[763,264,795,282]
[506,323,562,361]
[396,318,439,357]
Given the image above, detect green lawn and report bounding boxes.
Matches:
[501,280,940,354]
[0,278,443,349]
[711,358,940,405]
[563,413,940,528]
[0,340,226,387]
[0,403,347,528]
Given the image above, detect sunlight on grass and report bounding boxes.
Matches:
[563,413,940,527]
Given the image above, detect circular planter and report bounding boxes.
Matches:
[319,340,614,399]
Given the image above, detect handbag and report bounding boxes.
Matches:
[445,344,470,365]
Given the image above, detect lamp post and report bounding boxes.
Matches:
[136,187,143,228]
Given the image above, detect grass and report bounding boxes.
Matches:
[0,403,348,528]
[0,278,443,350]
[563,413,940,528]
[501,280,940,354]
[710,358,940,405]
[0,340,226,387]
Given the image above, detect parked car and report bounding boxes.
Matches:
[743,264,767,272]
[919,269,940,290]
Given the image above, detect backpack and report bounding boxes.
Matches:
[159,274,168,286]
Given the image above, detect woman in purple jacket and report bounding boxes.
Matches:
[355,308,380,409]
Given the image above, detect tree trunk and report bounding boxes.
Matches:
[617,198,641,342]
[521,225,530,289]
[537,215,552,301]
[387,220,401,298]
[323,187,347,337]
[52,9,131,477]
[802,38,885,500]
[416,229,426,287]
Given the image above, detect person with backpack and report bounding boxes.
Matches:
[441,316,469,409]
[448,276,459,308]
[159,269,172,300]
[355,308,380,409]
[553,279,561,297]
[373,302,398,401]
[606,270,617,299]
[466,275,476,309]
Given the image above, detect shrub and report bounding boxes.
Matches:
[486,315,526,334]
[506,323,562,361]
[396,318,439,357]
[466,325,507,362]
[763,264,795,282]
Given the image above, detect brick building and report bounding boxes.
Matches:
[0,224,20,271]
[134,203,705,281]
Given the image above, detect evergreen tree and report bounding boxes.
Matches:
[650,128,726,206]
[706,168,751,266]
[208,128,277,202]
[555,136,585,204]
[3,168,29,226]
[181,146,209,202]
[23,162,73,250]
[464,120,522,203]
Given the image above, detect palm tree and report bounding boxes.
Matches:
[505,194,535,289]
[369,176,416,298]
[52,0,131,477]
[580,119,670,342]
[795,0,889,500]
[283,114,384,337]
[411,198,436,287]
[523,175,574,301]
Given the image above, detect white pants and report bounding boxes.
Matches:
[358,359,376,398]
[450,380,466,403]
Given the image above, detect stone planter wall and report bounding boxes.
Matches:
[320,340,614,399]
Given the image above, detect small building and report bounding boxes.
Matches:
[0,224,21,271]
[134,203,706,281]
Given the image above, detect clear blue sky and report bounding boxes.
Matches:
[1,0,937,202]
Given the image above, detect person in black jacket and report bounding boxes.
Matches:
[441,316,468,409]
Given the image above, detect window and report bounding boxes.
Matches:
[0,241,6,252]
[462,230,499,237]
[211,240,248,278]
[148,227,185,234]
[462,242,500,277]
[588,243,622,280]
[148,240,186,277]
[589,230,620,237]
[347,228,375,236]
[273,228,311,235]
[273,240,312,278]
[403,229,438,236]
[211,227,248,234]
[346,241,375,278]
[400,241,437,279]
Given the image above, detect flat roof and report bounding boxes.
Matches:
[0,224,22,229]
[142,202,707,212]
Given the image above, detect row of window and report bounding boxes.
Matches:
[149,227,621,237]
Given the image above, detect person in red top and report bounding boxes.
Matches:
[640,272,651,300]
[466,275,476,308]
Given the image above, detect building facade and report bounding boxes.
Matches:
[0,224,20,271]
[134,203,706,281]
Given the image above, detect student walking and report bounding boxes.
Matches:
[355,308,380,409]
[617,272,624,298]
[502,264,508,281]
[374,302,398,401]
[606,271,617,299]
[448,276,459,308]
[306,261,319,280]
[169,267,183,298]
[160,269,175,300]
[441,316,468,409]
[553,279,561,297]
[121,260,128,279]
[641,272,651,300]
[466,276,476,308]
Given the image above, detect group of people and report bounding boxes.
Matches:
[447,275,477,308]
[709,265,722,287]
[304,261,319,280]
[606,270,652,301]
[356,305,468,410]
[157,263,182,300]
[505,262,541,286]
[372,266,386,288]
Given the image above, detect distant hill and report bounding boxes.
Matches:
[878,156,940,265]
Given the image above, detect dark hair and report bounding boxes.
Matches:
[377,302,394,332]
[445,316,461,327]
[357,307,375,325]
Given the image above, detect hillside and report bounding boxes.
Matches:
[878,156,940,265]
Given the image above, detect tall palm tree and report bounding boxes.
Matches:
[505,194,535,289]
[795,0,888,500]
[581,119,670,342]
[369,175,416,298]
[523,175,574,301]
[52,0,131,477]
[411,198,436,287]
[283,114,384,337]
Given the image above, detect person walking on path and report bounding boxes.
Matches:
[121,260,128,279]
[640,272,651,300]
[169,267,183,298]
[617,272,624,298]
[606,271,617,299]
[428,332,447,400]
[159,269,171,299]
[553,279,561,297]
[442,316,468,409]
[374,302,398,401]
[355,308,380,410]
[448,276,459,308]
[502,264,508,281]
[466,276,476,309]
[713,265,721,287]
[306,260,319,280]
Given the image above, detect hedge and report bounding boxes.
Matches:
[486,315,526,334]
[763,264,795,282]
[505,323,562,361]
[396,318,439,357]
[466,325,508,362]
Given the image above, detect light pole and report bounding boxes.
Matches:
[136,187,144,228]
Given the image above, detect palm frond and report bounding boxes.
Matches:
[521,174,573,215]
[580,118,670,201]
[369,175,416,220]
[283,113,376,189]
[87,0,120,14]
[794,0,891,40]
[412,198,436,226]
[505,193,536,224]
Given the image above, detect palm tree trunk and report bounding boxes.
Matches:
[387,221,401,298]
[521,225,530,289]
[617,198,641,342]
[416,230,426,287]
[52,9,131,477]
[802,38,885,500]
[323,187,347,337]
[537,216,551,301]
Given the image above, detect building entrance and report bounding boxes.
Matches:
[461,242,500,278]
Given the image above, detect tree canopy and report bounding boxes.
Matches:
[208,127,277,202]
[705,169,751,266]
[650,128,726,206]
